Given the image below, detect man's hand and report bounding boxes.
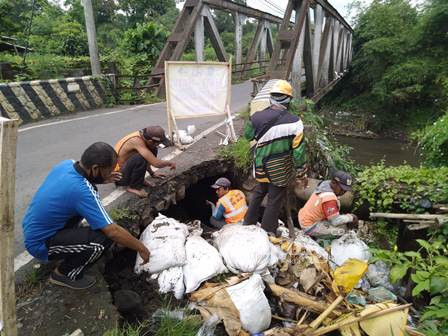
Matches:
[347,214,359,230]
[206,200,214,207]
[104,171,122,184]
[167,161,176,170]
[153,171,168,179]
[139,246,150,265]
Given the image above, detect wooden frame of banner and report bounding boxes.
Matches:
[164,60,235,148]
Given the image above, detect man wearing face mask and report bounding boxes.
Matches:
[243,80,307,233]
[114,126,176,198]
[22,142,150,290]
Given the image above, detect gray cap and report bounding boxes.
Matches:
[211,177,231,189]
[333,170,353,191]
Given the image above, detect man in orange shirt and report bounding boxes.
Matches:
[298,171,358,237]
[207,177,248,229]
[114,126,176,198]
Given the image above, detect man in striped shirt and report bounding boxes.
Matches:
[23,142,150,290]
[243,80,307,233]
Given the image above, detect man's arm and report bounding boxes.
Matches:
[212,203,226,220]
[323,200,355,227]
[102,223,150,264]
[133,140,175,170]
[292,119,306,169]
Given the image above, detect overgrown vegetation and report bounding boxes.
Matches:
[355,164,448,213]
[371,224,448,335]
[323,0,448,135]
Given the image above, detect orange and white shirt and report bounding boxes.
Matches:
[298,191,340,228]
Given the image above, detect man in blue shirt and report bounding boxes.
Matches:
[23,142,150,290]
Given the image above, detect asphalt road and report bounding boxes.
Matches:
[14,81,252,256]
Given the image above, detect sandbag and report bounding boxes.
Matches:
[135,214,189,274]
[226,274,271,334]
[183,236,228,294]
[330,231,371,267]
[158,266,185,299]
[214,224,273,273]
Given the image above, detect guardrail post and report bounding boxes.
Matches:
[0,117,19,336]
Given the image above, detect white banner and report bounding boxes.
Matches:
[165,62,230,119]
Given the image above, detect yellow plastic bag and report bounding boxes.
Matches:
[332,258,368,294]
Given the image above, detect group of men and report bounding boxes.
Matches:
[23,79,357,290]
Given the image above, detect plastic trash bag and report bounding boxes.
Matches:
[330,231,371,267]
[332,258,368,294]
[214,224,273,273]
[367,286,397,303]
[367,260,394,291]
[135,214,189,274]
[183,236,228,294]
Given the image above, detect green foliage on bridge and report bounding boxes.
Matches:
[323,0,448,166]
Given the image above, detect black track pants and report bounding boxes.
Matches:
[46,220,112,280]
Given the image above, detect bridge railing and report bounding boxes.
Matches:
[113,59,272,104]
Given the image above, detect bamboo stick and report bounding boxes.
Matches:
[309,303,412,336]
[370,212,446,221]
[268,283,341,316]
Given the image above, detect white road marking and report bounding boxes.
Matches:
[18,102,164,133]
[14,115,236,272]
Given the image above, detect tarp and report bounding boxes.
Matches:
[165,62,230,119]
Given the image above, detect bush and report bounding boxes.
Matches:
[415,111,448,167]
[355,164,448,213]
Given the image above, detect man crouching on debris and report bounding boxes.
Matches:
[207,177,248,228]
[243,80,307,233]
[114,126,176,198]
[23,142,150,290]
[298,170,358,237]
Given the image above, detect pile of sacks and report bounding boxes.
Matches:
[134,215,416,336]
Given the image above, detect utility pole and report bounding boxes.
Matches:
[83,0,101,75]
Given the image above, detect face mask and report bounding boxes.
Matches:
[88,168,105,184]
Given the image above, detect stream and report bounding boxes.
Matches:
[335,135,420,166]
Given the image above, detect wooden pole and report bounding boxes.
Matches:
[0,117,19,336]
[82,0,101,75]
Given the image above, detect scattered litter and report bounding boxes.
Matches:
[135,214,189,274]
[366,260,393,290]
[214,224,275,273]
[347,292,367,306]
[195,314,220,336]
[367,286,397,303]
[330,231,371,267]
[173,130,194,145]
[183,236,227,293]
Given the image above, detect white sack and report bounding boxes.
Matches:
[158,267,185,300]
[226,274,271,334]
[135,214,189,274]
[294,231,329,260]
[330,231,371,267]
[215,224,272,273]
[183,236,228,294]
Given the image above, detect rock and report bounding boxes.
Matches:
[113,290,142,313]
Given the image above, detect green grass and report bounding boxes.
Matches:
[103,322,149,336]
[155,313,202,336]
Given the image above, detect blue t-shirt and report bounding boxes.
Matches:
[22,160,113,261]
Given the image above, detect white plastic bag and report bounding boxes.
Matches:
[295,231,329,260]
[214,224,272,273]
[226,274,271,334]
[330,231,371,267]
[183,236,228,293]
[158,266,185,299]
[135,214,189,274]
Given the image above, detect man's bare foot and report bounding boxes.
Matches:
[127,188,148,198]
[143,180,155,187]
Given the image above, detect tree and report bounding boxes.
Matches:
[118,0,176,27]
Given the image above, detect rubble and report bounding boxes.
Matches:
[133,215,420,335]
